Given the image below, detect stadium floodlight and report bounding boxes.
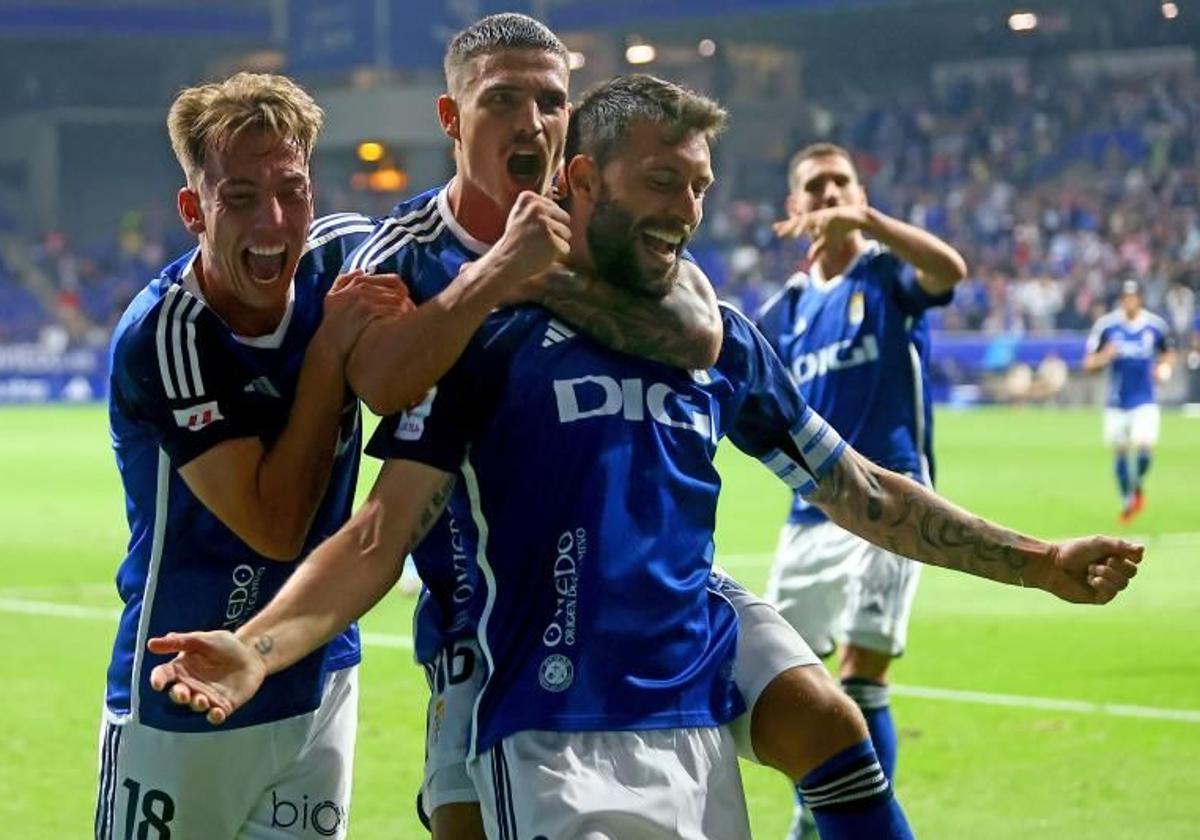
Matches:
[1008,11,1039,31]
[568,50,586,69]
[1162,2,1179,19]
[698,38,717,57]
[356,141,385,163]
[625,43,657,64]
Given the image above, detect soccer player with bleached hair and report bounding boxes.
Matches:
[97,69,554,839]
[1083,279,1175,523]
[146,73,1143,840]
[756,140,969,838]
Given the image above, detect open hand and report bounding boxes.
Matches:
[147,630,268,725]
[773,206,867,264]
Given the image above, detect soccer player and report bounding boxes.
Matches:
[146,74,1142,840]
[756,141,967,837]
[1083,280,1175,523]
[97,70,555,839]
[333,16,725,837]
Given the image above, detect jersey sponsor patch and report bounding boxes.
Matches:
[394,387,437,441]
[552,374,715,440]
[172,400,224,431]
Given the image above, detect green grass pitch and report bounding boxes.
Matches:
[1,405,1197,838]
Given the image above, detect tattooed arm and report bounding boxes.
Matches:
[540,259,723,369]
[807,447,1144,604]
[146,459,454,724]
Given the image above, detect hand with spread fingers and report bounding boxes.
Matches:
[147,630,267,726]
[774,205,869,264]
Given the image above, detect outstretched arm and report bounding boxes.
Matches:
[540,259,723,370]
[148,459,454,724]
[807,447,1144,604]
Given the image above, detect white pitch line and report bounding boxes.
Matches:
[891,684,1200,724]
[4,596,1199,725]
[0,597,120,621]
[0,597,417,649]
[361,631,413,649]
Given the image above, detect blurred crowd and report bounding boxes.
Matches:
[3,65,1199,351]
[700,68,1200,344]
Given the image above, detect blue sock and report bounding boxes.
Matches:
[1135,450,1152,489]
[1115,454,1131,500]
[843,677,897,780]
[796,739,914,840]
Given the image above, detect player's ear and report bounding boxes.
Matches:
[178,187,205,235]
[437,94,461,141]
[565,155,600,205]
[550,162,569,201]
[785,192,803,219]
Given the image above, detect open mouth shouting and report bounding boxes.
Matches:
[243,243,287,285]
[506,150,546,191]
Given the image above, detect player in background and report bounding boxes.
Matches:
[97,69,552,840]
[756,141,967,838]
[145,74,1142,840]
[1083,279,1175,523]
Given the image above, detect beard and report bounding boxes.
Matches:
[586,190,681,299]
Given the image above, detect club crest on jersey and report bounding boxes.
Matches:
[848,291,865,325]
[172,400,223,431]
[538,653,574,693]
[394,386,437,441]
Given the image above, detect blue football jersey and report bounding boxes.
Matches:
[1086,310,1171,409]
[367,302,846,755]
[339,183,492,667]
[106,213,374,731]
[344,183,489,303]
[756,242,950,525]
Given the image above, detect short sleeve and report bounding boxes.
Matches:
[719,307,847,497]
[879,251,954,316]
[1154,324,1173,353]
[754,283,798,358]
[1085,320,1111,354]
[111,288,261,466]
[365,309,525,470]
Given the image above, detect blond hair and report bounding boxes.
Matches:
[167,72,324,183]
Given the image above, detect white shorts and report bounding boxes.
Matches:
[418,574,819,817]
[94,666,357,840]
[1104,404,1160,447]
[766,520,922,658]
[713,570,822,763]
[469,727,751,840]
[419,640,485,821]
